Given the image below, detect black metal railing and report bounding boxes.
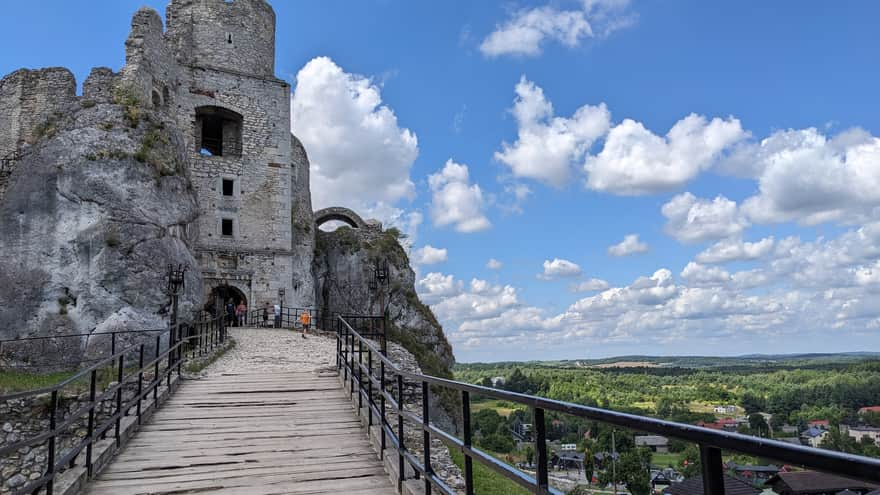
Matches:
[0,328,168,371]
[0,316,228,495]
[336,316,880,495]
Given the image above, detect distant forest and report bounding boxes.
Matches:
[455,354,880,427]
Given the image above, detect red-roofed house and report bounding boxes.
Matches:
[858,406,880,415]
[807,420,830,429]
[697,421,724,430]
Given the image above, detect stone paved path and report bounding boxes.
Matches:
[84,328,395,495]
[207,327,337,374]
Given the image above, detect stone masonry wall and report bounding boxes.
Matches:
[0,68,77,157]
[289,135,316,308]
[116,0,299,312]
[166,0,276,78]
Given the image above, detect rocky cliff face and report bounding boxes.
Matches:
[313,225,459,430]
[0,72,202,366]
[313,226,455,378]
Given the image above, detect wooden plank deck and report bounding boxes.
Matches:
[85,370,395,495]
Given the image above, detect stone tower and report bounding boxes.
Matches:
[120,0,316,311]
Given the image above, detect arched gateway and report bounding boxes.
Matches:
[314,207,368,230]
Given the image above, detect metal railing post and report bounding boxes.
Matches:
[422,381,432,494]
[534,406,549,493]
[350,332,356,399]
[336,323,341,369]
[367,348,373,428]
[462,390,474,495]
[137,344,144,424]
[86,369,96,477]
[397,373,405,491]
[700,445,725,495]
[154,335,160,400]
[357,340,364,412]
[47,390,57,494]
[379,360,386,458]
[115,353,124,446]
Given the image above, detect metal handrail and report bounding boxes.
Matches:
[336,316,880,495]
[0,316,228,495]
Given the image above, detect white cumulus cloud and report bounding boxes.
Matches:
[539,258,583,280]
[729,127,880,225]
[607,234,648,256]
[291,57,418,212]
[479,0,635,58]
[495,77,610,187]
[428,159,491,233]
[661,193,748,244]
[570,278,610,292]
[585,114,747,195]
[486,258,503,270]
[696,237,776,264]
[412,245,448,265]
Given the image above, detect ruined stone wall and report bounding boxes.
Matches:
[0,0,333,351]
[82,67,117,104]
[119,8,184,113]
[0,68,77,156]
[166,0,276,78]
[290,135,316,307]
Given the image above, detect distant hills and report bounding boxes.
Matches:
[455,352,880,371]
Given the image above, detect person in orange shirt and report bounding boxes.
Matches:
[299,310,311,339]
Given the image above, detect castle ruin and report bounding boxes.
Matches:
[0,0,373,317]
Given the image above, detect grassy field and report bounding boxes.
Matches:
[651,452,683,468]
[449,449,531,495]
[0,370,78,393]
[471,399,523,418]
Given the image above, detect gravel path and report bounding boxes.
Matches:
[205,327,337,374]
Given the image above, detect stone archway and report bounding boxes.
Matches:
[207,284,248,326]
[314,207,367,230]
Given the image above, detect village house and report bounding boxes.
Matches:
[665,475,761,495]
[635,435,670,453]
[767,471,880,495]
[714,405,738,415]
[801,426,829,448]
[845,425,880,445]
[858,406,880,415]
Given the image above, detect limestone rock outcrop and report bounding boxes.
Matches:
[0,69,201,366]
[313,226,455,377]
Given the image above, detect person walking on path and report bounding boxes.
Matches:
[225,299,236,327]
[236,301,247,327]
[299,310,311,338]
[273,303,281,328]
[262,302,270,327]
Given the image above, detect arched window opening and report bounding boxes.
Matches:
[151,90,162,108]
[195,106,243,157]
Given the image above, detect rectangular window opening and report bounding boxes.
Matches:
[200,116,224,156]
[222,179,234,197]
[221,219,234,237]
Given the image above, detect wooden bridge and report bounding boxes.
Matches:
[84,370,395,494]
[4,316,880,495]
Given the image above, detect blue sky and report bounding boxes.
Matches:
[3,1,880,362]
